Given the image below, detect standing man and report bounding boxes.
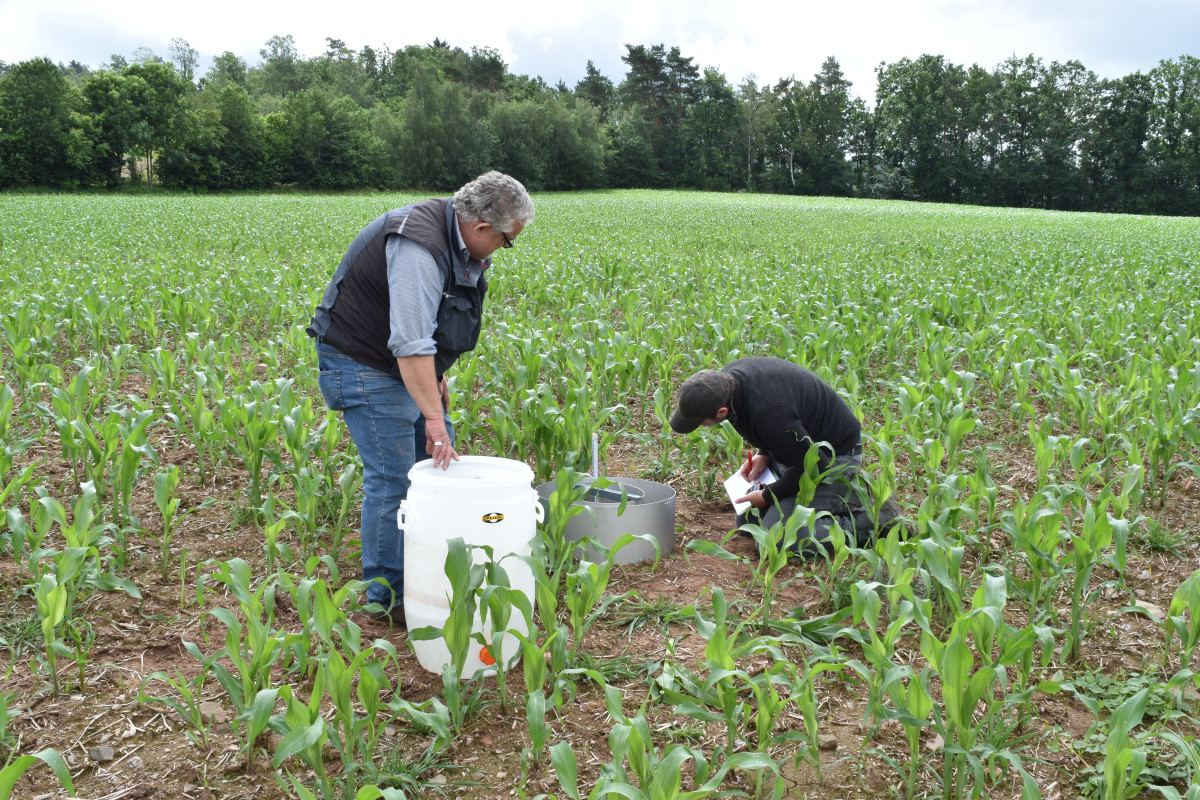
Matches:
[670,356,898,556]
[308,171,534,624]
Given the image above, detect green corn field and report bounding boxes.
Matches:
[0,191,1198,800]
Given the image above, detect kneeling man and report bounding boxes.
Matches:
[670,356,899,556]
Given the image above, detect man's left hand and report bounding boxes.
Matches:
[734,489,767,510]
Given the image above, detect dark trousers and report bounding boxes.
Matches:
[738,455,873,558]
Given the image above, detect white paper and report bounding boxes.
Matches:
[723,466,777,515]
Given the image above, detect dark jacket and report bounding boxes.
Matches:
[723,357,861,503]
[307,198,486,380]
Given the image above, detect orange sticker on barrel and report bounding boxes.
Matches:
[479,645,496,666]
[481,512,504,523]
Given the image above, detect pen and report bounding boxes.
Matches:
[745,449,754,482]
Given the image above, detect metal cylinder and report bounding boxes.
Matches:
[536,477,676,564]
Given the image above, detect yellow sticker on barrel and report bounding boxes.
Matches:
[481,512,504,523]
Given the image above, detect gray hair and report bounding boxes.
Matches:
[452,171,535,235]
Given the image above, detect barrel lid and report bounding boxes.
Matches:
[409,455,534,488]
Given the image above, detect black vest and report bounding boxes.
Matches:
[308,199,487,380]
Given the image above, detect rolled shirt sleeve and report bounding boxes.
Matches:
[386,235,443,358]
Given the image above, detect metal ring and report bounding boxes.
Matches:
[434,441,444,447]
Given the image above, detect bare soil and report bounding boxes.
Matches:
[4,423,1200,800]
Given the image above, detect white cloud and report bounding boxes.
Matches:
[1,0,1193,102]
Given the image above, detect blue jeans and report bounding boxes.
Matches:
[316,342,454,608]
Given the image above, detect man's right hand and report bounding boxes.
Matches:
[424,417,459,469]
[396,355,460,470]
[741,453,771,482]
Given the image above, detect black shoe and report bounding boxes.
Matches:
[877,498,910,539]
[368,604,407,630]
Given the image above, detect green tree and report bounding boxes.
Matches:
[82,69,141,186]
[770,59,856,194]
[122,60,190,187]
[1080,72,1153,212]
[606,106,659,187]
[490,96,605,189]
[360,45,381,81]
[394,62,478,188]
[1037,60,1095,210]
[681,67,738,189]
[168,38,199,87]
[282,87,387,188]
[991,55,1048,206]
[619,44,699,183]
[159,105,222,188]
[0,58,91,187]
[306,37,376,108]
[461,46,507,92]
[575,60,616,122]
[1147,55,1200,214]
[257,34,302,97]
[873,54,970,201]
[806,57,854,194]
[737,75,777,191]
[203,52,249,91]
[215,84,269,188]
[846,96,881,195]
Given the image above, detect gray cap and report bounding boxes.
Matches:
[669,369,734,434]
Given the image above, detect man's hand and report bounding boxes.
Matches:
[424,416,459,469]
[739,453,771,483]
[396,355,459,470]
[734,489,767,510]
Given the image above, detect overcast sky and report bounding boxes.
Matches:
[2,0,1196,103]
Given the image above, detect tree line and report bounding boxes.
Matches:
[1,37,1197,215]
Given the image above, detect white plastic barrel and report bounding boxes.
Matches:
[400,455,542,676]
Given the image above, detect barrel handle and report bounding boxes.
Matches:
[397,500,408,535]
[534,499,545,524]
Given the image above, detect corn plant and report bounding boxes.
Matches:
[564,537,637,665]
[433,663,490,736]
[139,667,215,747]
[0,747,74,798]
[219,388,280,510]
[409,536,482,682]
[35,366,105,485]
[1096,688,1151,800]
[151,467,181,581]
[1001,488,1068,622]
[918,520,968,622]
[551,683,778,800]
[1166,570,1200,671]
[194,559,294,721]
[312,639,403,788]
[1062,500,1127,661]
[851,581,929,735]
[738,505,808,629]
[881,664,934,800]
[920,610,1041,800]
[109,406,158,531]
[532,469,591,624]
[328,461,361,562]
[266,683,329,785]
[387,691,454,752]
[175,373,220,482]
[34,572,71,696]
[64,617,96,692]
